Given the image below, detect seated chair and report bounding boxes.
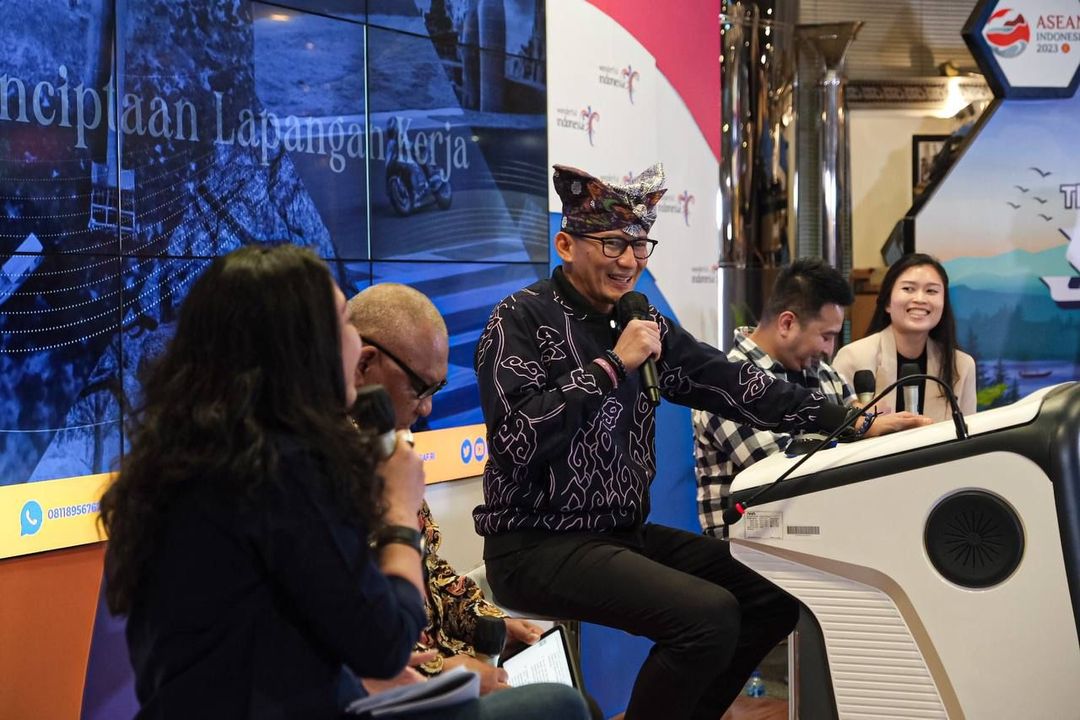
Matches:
[465,563,581,671]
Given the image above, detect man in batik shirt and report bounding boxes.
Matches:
[472,163,858,720]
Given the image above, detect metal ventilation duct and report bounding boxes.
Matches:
[795,22,861,277]
[717,0,797,349]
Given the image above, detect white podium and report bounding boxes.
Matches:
[728,383,1080,720]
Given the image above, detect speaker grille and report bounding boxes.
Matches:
[924,491,1024,588]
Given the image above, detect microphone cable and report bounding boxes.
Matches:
[723,372,968,525]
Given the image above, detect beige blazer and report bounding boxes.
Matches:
[832,326,977,422]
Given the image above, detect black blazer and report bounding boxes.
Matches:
[124,439,425,719]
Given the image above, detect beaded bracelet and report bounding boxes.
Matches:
[593,357,619,388]
[603,349,628,381]
[855,410,880,437]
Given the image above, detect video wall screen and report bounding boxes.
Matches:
[0,0,547,555]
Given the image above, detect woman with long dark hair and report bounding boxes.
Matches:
[99,245,587,719]
[833,253,976,420]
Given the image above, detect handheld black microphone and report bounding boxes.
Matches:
[724,371,969,526]
[351,384,397,459]
[616,291,661,406]
[899,363,921,414]
[472,615,508,664]
[853,370,875,405]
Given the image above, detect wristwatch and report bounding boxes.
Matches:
[371,524,425,554]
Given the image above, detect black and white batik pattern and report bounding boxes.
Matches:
[473,274,841,536]
[692,327,854,536]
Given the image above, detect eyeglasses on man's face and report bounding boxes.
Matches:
[576,233,658,259]
[361,337,447,400]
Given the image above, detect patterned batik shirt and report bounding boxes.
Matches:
[692,327,854,537]
[415,500,506,675]
[472,268,849,536]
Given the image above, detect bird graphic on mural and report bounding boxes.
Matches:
[1038,213,1053,222]
[1033,196,1048,204]
[1014,185,1029,193]
[1006,201,1021,209]
[1029,166,1052,178]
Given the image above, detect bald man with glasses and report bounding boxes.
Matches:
[347,283,545,698]
[349,285,450,432]
[360,336,448,406]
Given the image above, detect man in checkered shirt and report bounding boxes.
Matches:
[693,259,929,537]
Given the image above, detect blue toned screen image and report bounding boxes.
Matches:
[367,0,545,57]
[0,253,124,486]
[264,0,367,23]
[115,1,342,260]
[367,24,547,264]
[0,0,126,484]
[0,0,548,494]
[251,3,369,261]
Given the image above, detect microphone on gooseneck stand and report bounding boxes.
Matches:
[899,369,969,440]
[899,363,922,415]
[721,503,745,528]
[722,370,970,526]
[719,402,866,527]
[853,370,876,405]
[351,385,397,459]
[615,291,661,407]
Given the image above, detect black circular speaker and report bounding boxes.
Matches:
[924,491,1024,588]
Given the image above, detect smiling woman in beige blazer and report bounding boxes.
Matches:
[833,254,977,422]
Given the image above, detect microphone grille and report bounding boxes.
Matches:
[721,504,745,526]
[899,363,921,382]
[616,291,650,324]
[853,369,875,395]
[351,385,396,435]
[471,615,508,656]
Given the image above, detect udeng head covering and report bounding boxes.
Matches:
[552,163,666,237]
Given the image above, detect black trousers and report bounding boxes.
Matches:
[484,524,798,720]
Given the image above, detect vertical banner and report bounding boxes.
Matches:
[547,0,719,344]
[547,2,659,196]
[546,1,721,715]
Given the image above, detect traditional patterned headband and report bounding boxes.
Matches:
[552,163,667,237]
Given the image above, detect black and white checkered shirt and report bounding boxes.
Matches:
[692,328,854,536]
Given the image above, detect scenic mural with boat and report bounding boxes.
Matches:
[916,93,1080,409]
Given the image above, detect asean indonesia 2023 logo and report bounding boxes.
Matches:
[984,7,1031,57]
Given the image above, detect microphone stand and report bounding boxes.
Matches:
[724,373,969,525]
[888,372,969,441]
